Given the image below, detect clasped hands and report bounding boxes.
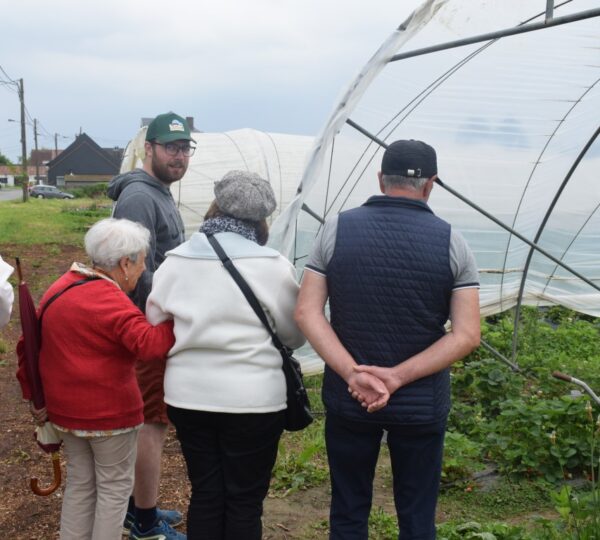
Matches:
[347,365,400,413]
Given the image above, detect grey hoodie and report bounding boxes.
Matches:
[108,168,185,311]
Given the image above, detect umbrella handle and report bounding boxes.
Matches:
[30,451,61,496]
[15,257,24,284]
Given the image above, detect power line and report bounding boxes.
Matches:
[34,120,70,142]
[36,119,53,137]
[0,82,19,95]
[0,65,18,84]
[0,69,73,150]
[0,65,19,96]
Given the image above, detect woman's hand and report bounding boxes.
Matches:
[29,402,48,426]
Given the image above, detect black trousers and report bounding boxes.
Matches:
[167,406,285,540]
[325,413,447,540]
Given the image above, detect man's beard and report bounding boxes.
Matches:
[151,154,187,184]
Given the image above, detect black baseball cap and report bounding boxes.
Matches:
[381,139,437,178]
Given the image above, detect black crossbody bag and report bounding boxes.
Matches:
[206,234,313,432]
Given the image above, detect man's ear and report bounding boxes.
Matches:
[423,176,436,199]
[378,171,385,194]
[144,141,153,159]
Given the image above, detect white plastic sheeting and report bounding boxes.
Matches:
[269,0,600,373]
[118,1,599,375]
[120,127,313,236]
[271,0,600,318]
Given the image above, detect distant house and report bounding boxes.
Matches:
[46,133,123,187]
[30,149,59,183]
[0,165,40,187]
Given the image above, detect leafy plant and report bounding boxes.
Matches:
[542,485,600,539]
[448,400,487,439]
[443,430,486,484]
[368,507,398,539]
[483,396,592,481]
[437,520,530,539]
[451,357,522,419]
[271,419,328,496]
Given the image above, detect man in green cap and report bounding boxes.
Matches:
[108,112,195,540]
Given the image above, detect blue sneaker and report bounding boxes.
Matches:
[129,518,186,540]
[123,508,184,534]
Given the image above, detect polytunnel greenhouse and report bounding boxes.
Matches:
[269,0,600,373]
[120,127,313,237]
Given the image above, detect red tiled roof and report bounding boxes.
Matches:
[0,165,46,175]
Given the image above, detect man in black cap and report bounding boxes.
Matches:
[108,112,194,540]
[295,140,481,539]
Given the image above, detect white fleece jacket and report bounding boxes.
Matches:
[0,256,14,329]
[146,232,306,413]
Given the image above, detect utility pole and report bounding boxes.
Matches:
[54,133,58,156]
[33,118,39,185]
[18,78,28,202]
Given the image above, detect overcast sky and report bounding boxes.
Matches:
[0,0,422,162]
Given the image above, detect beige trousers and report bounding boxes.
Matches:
[59,429,138,540]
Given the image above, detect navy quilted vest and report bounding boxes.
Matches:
[324,195,453,424]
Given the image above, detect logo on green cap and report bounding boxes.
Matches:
[168,119,185,133]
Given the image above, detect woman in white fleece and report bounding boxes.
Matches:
[146,170,305,540]
[0,255,14,329]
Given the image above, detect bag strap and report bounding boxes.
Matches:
[206,234,287,353]
[39,277,99,328]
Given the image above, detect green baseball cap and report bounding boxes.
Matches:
[145,112,195,143]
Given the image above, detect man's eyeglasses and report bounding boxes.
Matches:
[153,142,196,157]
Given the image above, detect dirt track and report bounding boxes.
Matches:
[0,243,345,539]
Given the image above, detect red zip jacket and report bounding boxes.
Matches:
[16,270,174,430]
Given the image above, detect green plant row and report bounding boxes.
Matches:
[448,307,600,483]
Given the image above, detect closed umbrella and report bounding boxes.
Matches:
[15,257,62,496]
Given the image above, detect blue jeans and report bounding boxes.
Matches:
[325,413,446,540]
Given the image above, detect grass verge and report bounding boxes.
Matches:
[0,197,112,245]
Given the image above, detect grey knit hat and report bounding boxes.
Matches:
[214,170,277,221]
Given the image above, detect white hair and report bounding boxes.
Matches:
[84,218,150,270]
[382,174,429,191]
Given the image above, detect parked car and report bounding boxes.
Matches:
[30,185,74,199]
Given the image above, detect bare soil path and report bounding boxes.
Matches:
[0,243,341,539]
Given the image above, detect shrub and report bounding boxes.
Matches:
[69,183,108,199]
[14,174,28,186]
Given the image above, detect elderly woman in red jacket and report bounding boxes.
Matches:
[17,217,175,540]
